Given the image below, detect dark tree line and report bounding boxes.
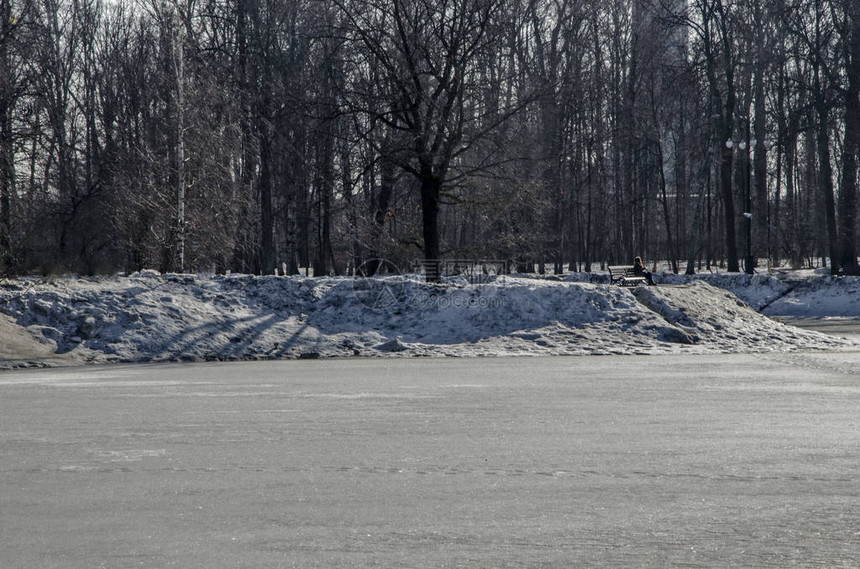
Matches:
[3,0,860,278]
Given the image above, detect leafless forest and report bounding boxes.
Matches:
[2,0,860,278]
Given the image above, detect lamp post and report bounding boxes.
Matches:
[726,129,756,275]
[743,131,754,275]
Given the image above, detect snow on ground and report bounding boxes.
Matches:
[1,268,858,368]
[656,272,792,311]
[762,274,860,318]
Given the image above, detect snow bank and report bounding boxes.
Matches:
[656,270,860,318]
[762,275,860,318]
[0,271,854,367]
[630,281,835,351]
[655,272,792,311]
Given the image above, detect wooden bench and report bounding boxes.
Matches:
[608,265,647,287]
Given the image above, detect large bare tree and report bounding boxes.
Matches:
[336,0,509,280]
[0,0,32,272]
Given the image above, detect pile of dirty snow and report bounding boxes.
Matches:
[0,271,854,368]
[657,269,860,318]
[657,272,792,311]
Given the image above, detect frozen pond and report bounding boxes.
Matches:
[2,355,860,567]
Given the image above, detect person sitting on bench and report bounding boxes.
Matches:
[633,256,655,286]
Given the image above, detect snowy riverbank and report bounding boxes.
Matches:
[1,269,859,368]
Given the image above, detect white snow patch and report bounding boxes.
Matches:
[0,270,857,367]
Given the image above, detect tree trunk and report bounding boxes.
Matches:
[420,175,441,282]
[774,66,788,265]
[708,0,739,272]
[840,0,860,269]
[656,139,678,273]
[753,59,768,264]
[685,145,711,275]
[373,144,395,262]
[0,0,12,273]
[174,13,186,272]
[314,121,334,276]
[338,116,360,273]
[258,134,276,275]
[786,134,799,267]
[818,106,839,273]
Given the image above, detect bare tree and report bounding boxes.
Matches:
[0,0,33,272]
[838,0,860,270]
[336,0,514,280]
[786,0,840,272]
[2,0,857,278]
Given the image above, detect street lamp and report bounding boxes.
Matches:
[726,130,765,275]
[744,138,753,277]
